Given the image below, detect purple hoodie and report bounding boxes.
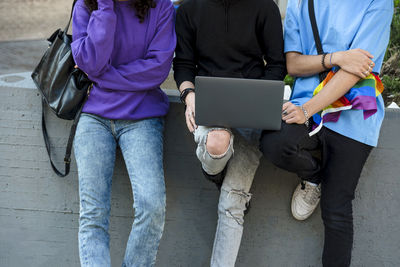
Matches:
[71,0,176,120]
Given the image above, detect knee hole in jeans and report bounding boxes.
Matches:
[206,130,231,157]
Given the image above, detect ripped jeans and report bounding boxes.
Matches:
[194,126,262,267]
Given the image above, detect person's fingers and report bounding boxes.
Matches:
[358,49,368,56]
[369,61,375,69]
[284,103,295,112]
[285,116,301,124]
[282,104,291,116]
[286,111,303,123]
[354,66,366,78]
[357,49,373,59]
[188,110,197,129]
[187,105,198,130]
[282,111,297,121]
[185,112,194,132]
[285,117,295,124]
[365,51,374,58]
[282,112,291,120]
[283,101,291,110]
[357,72,365,79]
[282,103,301,120]
[361,72,367,79]
[186,117,194,132]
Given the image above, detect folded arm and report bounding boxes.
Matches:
[286,50,375,79]
[283,0,392,124]
[89,2,176,92]
[71,0,117,77]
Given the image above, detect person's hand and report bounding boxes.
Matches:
[74,65,88,76]
[333,49,375,78]
[282,102,307,125]
[184,91,197,132]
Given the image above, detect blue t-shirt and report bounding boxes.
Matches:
[284,0,393,146]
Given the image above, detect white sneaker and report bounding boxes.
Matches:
[291,181,321,221]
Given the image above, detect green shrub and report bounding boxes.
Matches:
[382,1,400,103]
[382,75,400,94]
[284,74,294,87]
[385,0,400,60]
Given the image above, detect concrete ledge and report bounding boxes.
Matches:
[1,76,400,266]
[0,72,292,102]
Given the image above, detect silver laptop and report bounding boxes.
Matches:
[195,76,284,130]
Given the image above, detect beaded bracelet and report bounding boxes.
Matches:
[321,53,329,70]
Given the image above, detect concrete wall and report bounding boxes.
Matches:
[0,71,400,267]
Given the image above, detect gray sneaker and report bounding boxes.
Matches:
[291,181,321,220]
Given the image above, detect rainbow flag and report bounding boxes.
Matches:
[310,70,384,136]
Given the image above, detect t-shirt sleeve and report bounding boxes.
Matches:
[284,0,302,54]
[349,0,393,73]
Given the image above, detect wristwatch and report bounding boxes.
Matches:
[180,88,195,104]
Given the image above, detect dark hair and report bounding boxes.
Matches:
[84,0,156,23]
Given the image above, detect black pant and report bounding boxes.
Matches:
[260,122,372,267]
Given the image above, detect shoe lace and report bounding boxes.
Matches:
[302,182,320,205]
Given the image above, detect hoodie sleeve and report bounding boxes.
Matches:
[259,1,287,80]
[87,1,176,92]
[71,0,117,77]
[173,3,198,88]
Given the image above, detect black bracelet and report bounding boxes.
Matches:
[321,53,329,70]
[180,88,195,104]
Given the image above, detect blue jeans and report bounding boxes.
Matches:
[74,113,166,267]
[194,126,262,267]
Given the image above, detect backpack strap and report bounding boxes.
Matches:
[308,0,329,81]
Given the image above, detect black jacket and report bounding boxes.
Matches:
[173,0,287,88]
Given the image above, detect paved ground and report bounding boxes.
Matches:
[0,40,48,75]
[0,0,71,42]
[0,0,287,42]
